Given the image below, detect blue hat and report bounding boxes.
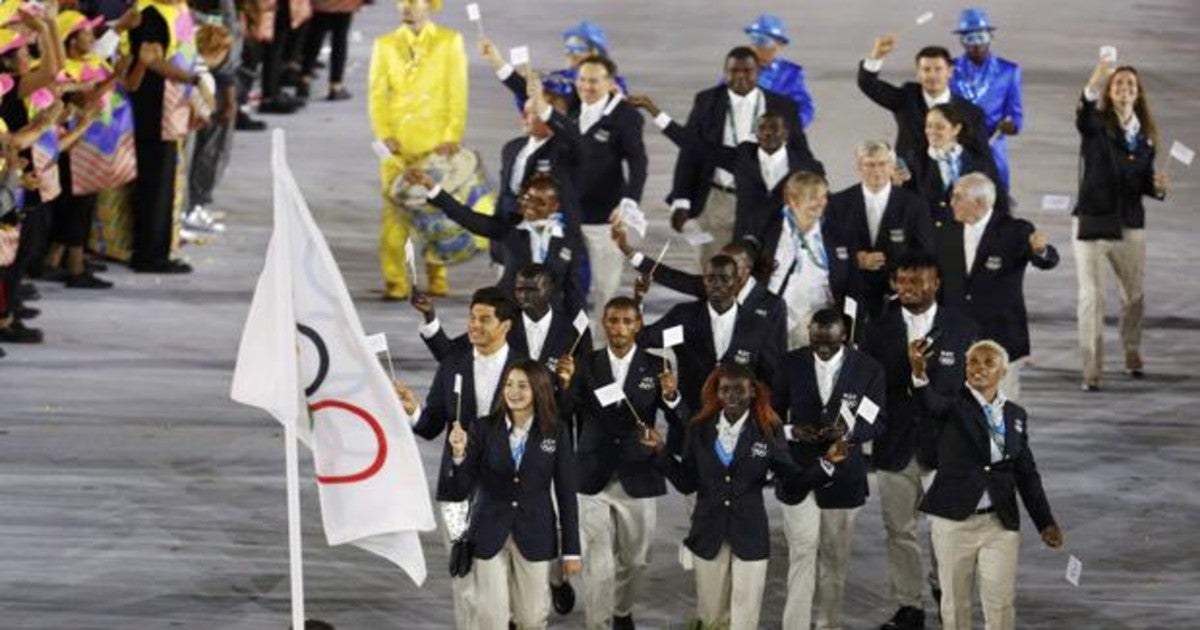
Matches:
[744,14,789,45]
[953,8,996,33]
[563,20,609,55]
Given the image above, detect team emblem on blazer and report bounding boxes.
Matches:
[1015,418,1025,433]
[985,255,1002,271]
[546,357,560,371]
[835,246,849,260]
[842,392,859,407]
[560,247,573,262]
[638,376,655,391]
[535,159,551,172]
[938,350,956,366]
[755,308,768,317]
[889,228,905,243]
[540,438,557,453]
[751,442,769,458]
[593,129,611,143]
[734,349,752,364]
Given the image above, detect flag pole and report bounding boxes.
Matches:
[285,384,306,627]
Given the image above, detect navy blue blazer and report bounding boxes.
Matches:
[414,346,524,501]
[861,306,978,472]
[441,413,581,561]
[497,133,582,226]
[909,146,1008,223]
[640,300,784,416]
[429,190,587,316]
[570,346,689,498]
[502,71,648,225]
[826,183,935,321]
[667,85,817,219]
[420,309,592,376]
[656,414,832,561]
[916,387,1056,533]
[770,347,887,509]
[934,214,1059,360]
[856,61,990,174]
[659,119,824,241]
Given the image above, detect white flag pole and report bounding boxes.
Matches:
[284,417,306,630]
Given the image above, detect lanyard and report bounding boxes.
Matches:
[982,404,1006,455]
[714,436,734,467]
[726,91,764,145]
[784,210,828,271]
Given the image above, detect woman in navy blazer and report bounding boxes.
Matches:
[910,103,1006,223]
[643,363,844,630]
[442,359,581,630]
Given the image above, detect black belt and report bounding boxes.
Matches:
[973,507,995,515]
[710,182,737,194]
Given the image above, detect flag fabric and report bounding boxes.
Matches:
[231,129,435,585]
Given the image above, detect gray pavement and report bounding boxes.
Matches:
[3,0,1199,628]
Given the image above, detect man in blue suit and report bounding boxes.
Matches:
[745,14,815,130]
[949,8,1024,190]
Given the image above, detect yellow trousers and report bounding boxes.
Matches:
[378,157,447,298]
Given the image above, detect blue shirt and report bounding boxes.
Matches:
[757,57,814,129]
[949,55,1023,136]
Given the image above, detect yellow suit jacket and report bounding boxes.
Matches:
[368,22,468,162]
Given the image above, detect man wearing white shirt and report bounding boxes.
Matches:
[856,35,989,173]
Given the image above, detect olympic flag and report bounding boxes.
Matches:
[231,131,435,624]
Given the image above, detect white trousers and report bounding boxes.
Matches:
[815,507,862,630]
[779,494,821,630]
[436,501,477,629]
[930,514,1020,630]
[1072,224,1146,383]
[692,542,769,630]
[474,536,553,630]
[579,480,656,628]
[581,223,625,323]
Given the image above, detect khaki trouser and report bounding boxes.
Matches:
[579,479,657,628]
[930,514,1020,630]
[878,459,939,609]
[436,502,477,629]
[780,494,821,630]
[581,223,625,324]
[474,536,553,630]
[815,507,861,630]
[999,360,1022,402]
[1072,223,1146,383]
[693,542,769,630]
[697,186,737,263]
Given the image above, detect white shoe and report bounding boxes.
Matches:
[179,227,200,243]
[184,206,226,233]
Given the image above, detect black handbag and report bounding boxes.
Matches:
[448,537,474,578]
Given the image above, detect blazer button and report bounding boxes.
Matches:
[513,476,520,483]
[965,294,972,301]
[724,475,732,483]
[724,499,731,507]
[614,438,621,445]
[983,465,991,472]
[511,500,519,508]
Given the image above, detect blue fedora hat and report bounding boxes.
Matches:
[953,8,996,33]
[744,14,789,45]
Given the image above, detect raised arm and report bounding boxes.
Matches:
[857,35,906,111]
[410,169,512,239]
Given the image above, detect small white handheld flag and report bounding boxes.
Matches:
[619,204,648,238]
[843,296,858,320]
[1099,45,1118,63]
[1040,195,1072,211]
[857,397,880,425]
[1169,140,1195,166]
[839,401,857,436]
[1065,555,1083,587]
[594,382,625,407]
[573,309,590,333]
[509,46,530,67]
[465,3,480,21]
[365,333,389,355]
[453,373,463,395]
[915,11,934,25]
[663,325,684,348]
[370,140,392,160]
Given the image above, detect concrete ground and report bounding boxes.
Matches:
[3,0,1199,628]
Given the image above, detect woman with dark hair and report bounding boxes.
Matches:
[442,359,581,630]
[643,363,845,629]
[1073,60,1167,391]
[910,102,1005,223]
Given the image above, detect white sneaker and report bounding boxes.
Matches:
[184,206,226,233]
[179,227,200,243]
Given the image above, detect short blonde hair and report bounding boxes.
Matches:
[784,170,828,202]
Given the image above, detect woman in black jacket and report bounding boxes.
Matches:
[1072,60,1168,390]
[442,359,580,630]
[909,103,1006,223]
[643,363,844,630]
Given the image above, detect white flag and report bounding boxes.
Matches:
[1169,140,1195,166]
[232,130,435,586]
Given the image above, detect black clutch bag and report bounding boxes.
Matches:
[449,538,474,577]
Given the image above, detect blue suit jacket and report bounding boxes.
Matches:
[758,57,815,129]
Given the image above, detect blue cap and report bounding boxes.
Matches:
[563,20,609,55]
[744,14,789,45]
[953,8,996,34]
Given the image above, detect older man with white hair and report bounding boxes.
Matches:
[908,338,1063,630]
[932,173,1058,400]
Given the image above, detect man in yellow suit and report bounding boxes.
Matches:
[369,0,466,299]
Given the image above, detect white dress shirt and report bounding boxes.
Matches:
[923,88,953,109]
[963,207,994,274]
[516,215,564,264]
[814,347,846,405]
[717,410,749,456]
[509,135,550,194]
[578,96,607,134]
[607,344,637,389]
[967,385,1008,509]
[523,312,553,360]
[506,415,532,464]
[473,344,510,417]
[736,276,757,305]
[901,303,938,343]
[708,303,739,359]
[759,146,789,192]
[862,183,892,245]
[715,88,763,188]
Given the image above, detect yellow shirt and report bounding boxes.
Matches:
[368,22,467,160]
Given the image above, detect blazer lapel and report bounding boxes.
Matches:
[879,189,905,249]
[967,217,999,279]
[960,393,993,459]
[694,304,718,363]
[729,416,756,472]
[850,186,873,247]
[824,351,856,422]
[459,357,478,422]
